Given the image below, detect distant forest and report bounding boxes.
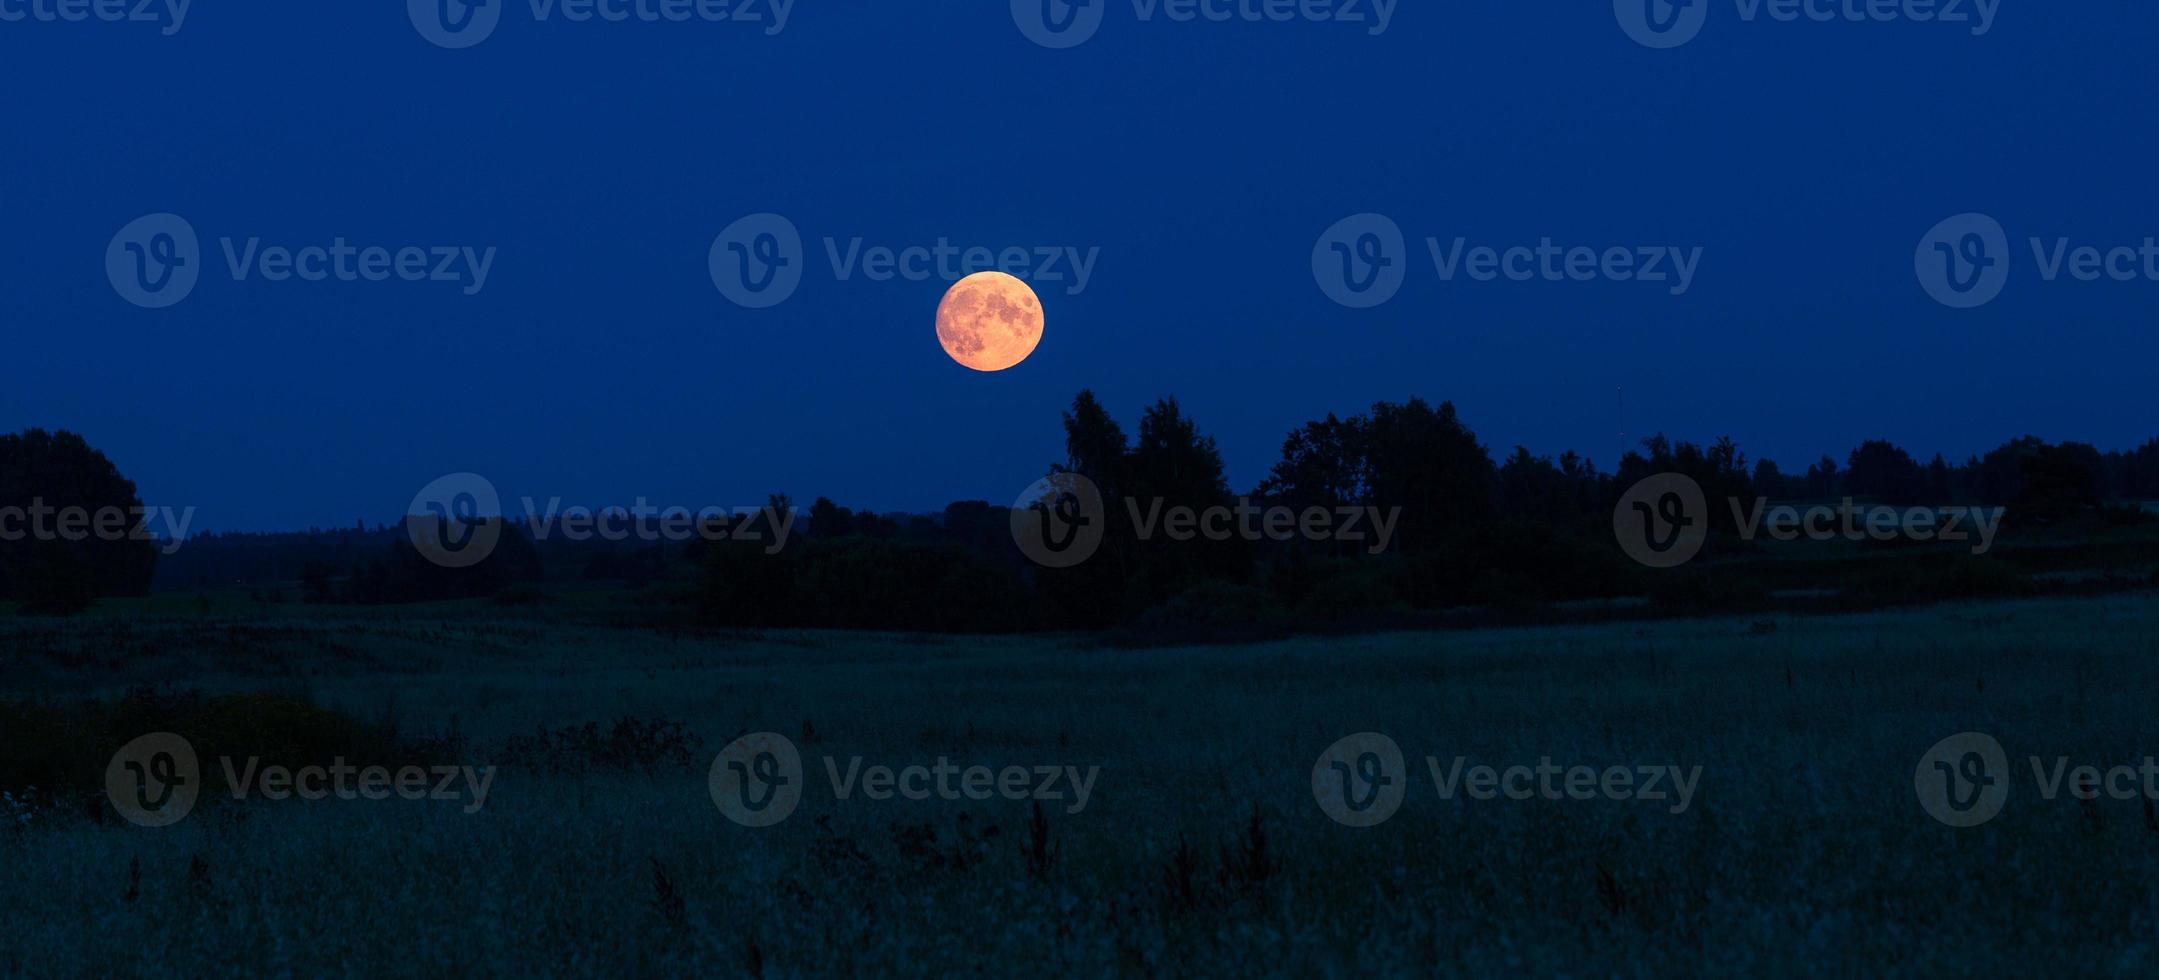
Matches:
[5,397,2157,630]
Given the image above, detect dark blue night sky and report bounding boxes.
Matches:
[2,2,2150,531]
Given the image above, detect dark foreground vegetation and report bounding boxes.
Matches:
[7,593,2159,974]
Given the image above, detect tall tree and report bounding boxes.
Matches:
[0,429,159,613]
[1845,440,1929,505]
[1257,413,1367,513]
[1361,398,1495,554]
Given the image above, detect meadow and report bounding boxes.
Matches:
[6,590,2159,976]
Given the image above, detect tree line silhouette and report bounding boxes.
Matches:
[5,399,2156,627]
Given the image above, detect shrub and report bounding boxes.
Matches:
[492,584,549,607]
[1141,581,1280,631]
[496,717,702,775]
[697,536,1048,633]
[0,688,440,819]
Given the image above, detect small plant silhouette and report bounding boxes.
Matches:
[649,857,687,933]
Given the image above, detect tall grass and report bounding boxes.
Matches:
[4,591,2159,974]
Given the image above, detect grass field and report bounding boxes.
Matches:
[7,591,2159,976]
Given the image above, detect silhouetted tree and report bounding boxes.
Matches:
[1127,397,1247,593]
[1927,454,1955,501]
[1496,447,1605,527]
[2115,439,2159,500]
[1803,455,1840,499]
[0,429,158,613]
[807,498,854,539]
[1061,390,1130,494]
[1845,440,1929,505]
[1362,398,1495,554]
[1753,459,1789,499]
[351,520,541,604]
[2011,443,2102,525]
[1256,413,1367,513]
[1971,436,2047,504]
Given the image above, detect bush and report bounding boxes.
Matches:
[1141,581,1281,631]
[1642,565,1771,613]
[1294,562,1408,623]
[18,539,95,616]
[1835,558,2027,609]
[492,584,549,606]
[0,688,444,819]
[697,536,1048,632]
[496,717,702,775]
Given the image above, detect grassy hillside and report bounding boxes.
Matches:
[7,592,2159,974]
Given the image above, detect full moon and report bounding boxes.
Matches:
[936,271,1044,372]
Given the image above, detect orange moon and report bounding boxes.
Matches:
[936,271,1044,372]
